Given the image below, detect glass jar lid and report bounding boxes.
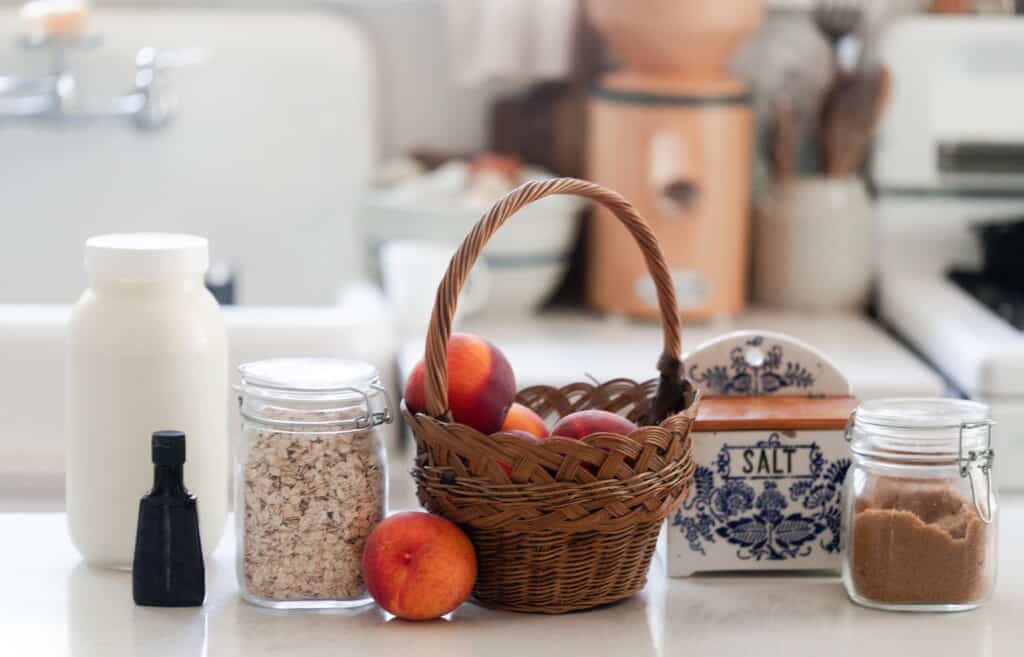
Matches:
[237,358,391,430]
[855,397,988,430]
[239,358,378,396]
[848,397,991,458]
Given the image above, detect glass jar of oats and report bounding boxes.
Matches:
[236,358,391,609]
[842,398,997,612]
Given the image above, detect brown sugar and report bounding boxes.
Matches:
[850,477,988,605]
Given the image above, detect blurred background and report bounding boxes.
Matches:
[4,0,1024,501]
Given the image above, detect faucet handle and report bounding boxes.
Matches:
[129,47,206,130]
[135,47,207,71]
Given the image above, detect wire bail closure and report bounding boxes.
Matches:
[843,409,857,442]
[959,420,996,525]
[356,383,394,429]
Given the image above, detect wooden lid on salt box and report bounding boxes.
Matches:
[684,331,857,431]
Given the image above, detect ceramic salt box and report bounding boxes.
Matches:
[669,330,858,576]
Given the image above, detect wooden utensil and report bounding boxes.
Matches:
[772,97,796,183]
[819,65,890,177]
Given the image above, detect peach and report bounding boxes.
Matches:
[362,511,477,621]
[550,409,637,440]
[500,402,549,438]
[497,429,543,476]
[404,333,516,434]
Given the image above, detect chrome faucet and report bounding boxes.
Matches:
[0,34,204,130]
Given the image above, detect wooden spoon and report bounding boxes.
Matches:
[819,65,890,177]
[772,97,796,184]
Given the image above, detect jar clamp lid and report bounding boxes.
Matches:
[237,358,393,430]
[844,398,995,523]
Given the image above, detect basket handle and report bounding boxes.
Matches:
[424,177,686,425]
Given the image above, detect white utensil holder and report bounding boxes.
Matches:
[754,176,874,311]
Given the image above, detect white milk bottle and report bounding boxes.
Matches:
[67,233,227,568]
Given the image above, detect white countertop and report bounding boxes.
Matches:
[400,310,947,401]
[4,498,1023,657]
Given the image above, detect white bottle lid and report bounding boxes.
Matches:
[84,233,210,278]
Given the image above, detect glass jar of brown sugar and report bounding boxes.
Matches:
[841,398,996,612]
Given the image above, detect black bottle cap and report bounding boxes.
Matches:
[152,431,186,465]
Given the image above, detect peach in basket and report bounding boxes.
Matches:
[551,410,637,439]
[500,402,549,438]
[404,333,516,435]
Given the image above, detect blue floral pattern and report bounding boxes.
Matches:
[689,336,816,396]
[715,479,755,517]
[673,435,850,561]
[754,481,789,524]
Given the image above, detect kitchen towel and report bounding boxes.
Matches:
[445,0,577,85]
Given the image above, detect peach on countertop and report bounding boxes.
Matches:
[550,409,638,440]
[500,402,549,438]
[404,333,516,434]
[362,511,477,621]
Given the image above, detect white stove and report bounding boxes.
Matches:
[874,17,1024,490]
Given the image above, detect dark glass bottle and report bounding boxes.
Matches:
[132,430,205,607]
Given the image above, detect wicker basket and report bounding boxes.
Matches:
[405,177,700,613]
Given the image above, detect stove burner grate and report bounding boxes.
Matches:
[950,270,1024,332]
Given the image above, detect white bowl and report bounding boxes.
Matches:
[360,180,583,315]
[481,256,571,316]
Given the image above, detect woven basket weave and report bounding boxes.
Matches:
[406,177,700,613]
